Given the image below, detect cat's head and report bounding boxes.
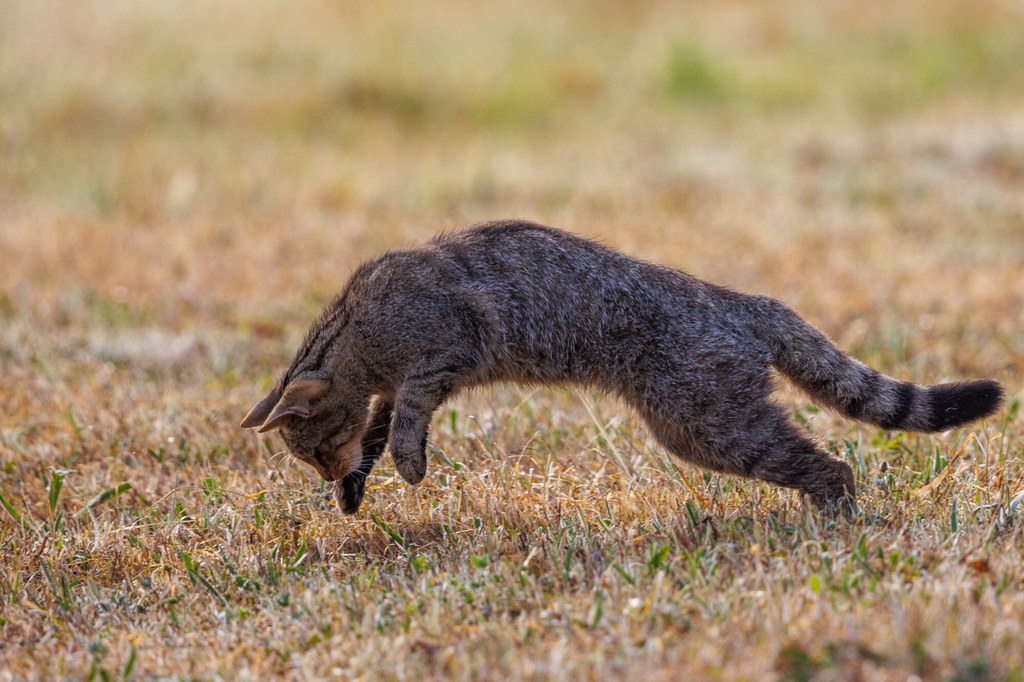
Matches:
[239,372,370,482]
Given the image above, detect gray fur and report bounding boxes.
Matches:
[241,220,1003,513]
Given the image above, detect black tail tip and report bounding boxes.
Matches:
[927,379,1004,431]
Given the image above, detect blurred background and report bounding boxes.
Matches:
[4,1,1023,335]
[2,0,1022,449]
[4,0,1023,459]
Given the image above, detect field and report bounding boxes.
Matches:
[2,1,1024,679]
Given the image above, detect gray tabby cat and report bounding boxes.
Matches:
[241,221,1002,514]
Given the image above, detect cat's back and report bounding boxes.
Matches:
[427,220,726,307]
[431,219,594,260]
[428,219,642,284]
[423,221,752,376]
[362,221,749,330]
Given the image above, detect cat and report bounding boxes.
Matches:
[241,220,1003,514]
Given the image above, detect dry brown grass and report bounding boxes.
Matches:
[2,1,1023,679]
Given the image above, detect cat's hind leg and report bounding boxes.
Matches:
[640,401,855,512]
[743,412,856,513]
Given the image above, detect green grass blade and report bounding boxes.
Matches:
[369,512,407,549]
[123,646,137,679]
[48,471,65,517]
[0,492,34,531]
[76,483,132,518]
[180,550,227,608]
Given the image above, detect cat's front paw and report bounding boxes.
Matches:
[335,472,367,514]
[394,449,427,485]
[389,429,428,485]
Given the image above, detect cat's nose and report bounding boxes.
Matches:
[316,465,337,482]
[324,460,350,482]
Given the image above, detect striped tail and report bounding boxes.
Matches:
[746,295,1003,432]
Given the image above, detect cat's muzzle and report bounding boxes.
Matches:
[309,435,363,482]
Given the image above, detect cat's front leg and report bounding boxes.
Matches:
[336,395,394,513]
[389,371,461,485]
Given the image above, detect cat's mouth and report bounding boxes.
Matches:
[306,433,364,482]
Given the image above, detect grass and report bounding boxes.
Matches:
[2,0,1024,679]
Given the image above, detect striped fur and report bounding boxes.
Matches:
[745,296,1003,433]
[241,221,1003,514]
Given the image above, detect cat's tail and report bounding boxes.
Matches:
[745,295,1003,432]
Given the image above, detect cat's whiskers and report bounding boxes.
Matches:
[267,449,290,468]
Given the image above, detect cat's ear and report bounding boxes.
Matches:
[240,387,282,430]
[256,377,330,433]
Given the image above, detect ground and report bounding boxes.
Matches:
[1,1,1023,679]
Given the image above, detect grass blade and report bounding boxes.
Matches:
[123,646,137,679]
[427,443,461,472]
[369,512,406,549]
[76,483,132,518]
[1008,489,1024,518]
[180,550,228,608]
[48,470,66,517]
[0,491,34,531]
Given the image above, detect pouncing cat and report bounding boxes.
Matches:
[241,221,1003,513]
